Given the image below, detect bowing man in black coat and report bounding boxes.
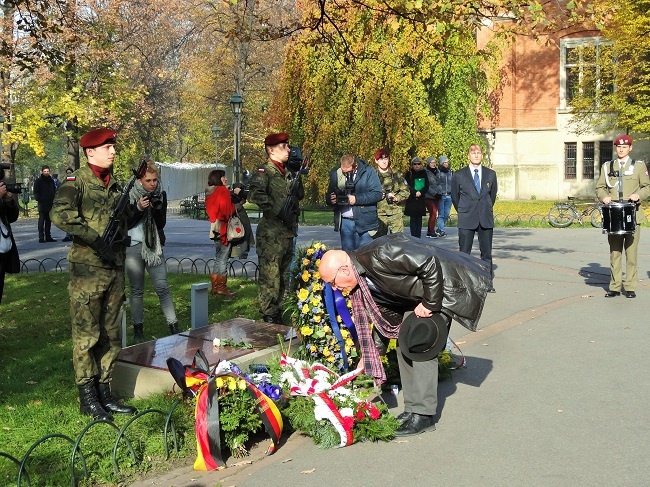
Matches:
[451,145,498,292]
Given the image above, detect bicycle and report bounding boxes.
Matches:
[548,196,603,228]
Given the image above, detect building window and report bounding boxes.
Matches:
[598,141,613,178]
[583,142,595,179]
[565,142,577,180]
[560,37,614,109]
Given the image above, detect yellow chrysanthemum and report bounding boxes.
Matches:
[306,248,315,255]
[301,304,310,314]
[302,258,311,266]
[300,326,314,336]
[322,325,331,333]
[322,348,331,356]
[227,378,237,391]
[238,379,247,390]
[345,338,354,347]
[310,345,317,353]
[216,377,225,388]
[301,271,310,282]
[314,243,322,250]
[313,271,320,280]
[327,355,335,363]
[298,288,309,301]
[313,315,322,323]
[387,339,397,352]
[312,282,321,292]
[341,329,350,338]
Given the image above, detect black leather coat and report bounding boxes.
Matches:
[350,233,491,331]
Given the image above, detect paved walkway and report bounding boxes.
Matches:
[12,216,650,486]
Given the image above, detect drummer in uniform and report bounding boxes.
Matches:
[596,134,650,298]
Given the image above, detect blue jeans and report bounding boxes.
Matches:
[126,244,177,326]
[340,217,373,251]
[437,195,452,232]
[211,239,231,275]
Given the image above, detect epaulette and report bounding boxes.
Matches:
[66,176,76,181]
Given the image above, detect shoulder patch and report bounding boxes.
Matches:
[257,168,265,173]
[66,176,76,181]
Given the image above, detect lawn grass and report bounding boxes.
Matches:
[0,273,262,486]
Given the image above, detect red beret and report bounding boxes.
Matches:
[374,148,390,160]
[80,128,117,149]
[264,132,289,146]
[614,135,633,146]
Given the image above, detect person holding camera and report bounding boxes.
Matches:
[51,128,136,421]
[0,176,20,305]
[248,132,304,324]
[326,154,382,251]
[125,161,179,342]
[374,148,410,237]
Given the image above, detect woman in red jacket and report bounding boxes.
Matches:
[205,170,236,296]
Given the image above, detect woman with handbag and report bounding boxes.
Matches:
[205,170,237,296]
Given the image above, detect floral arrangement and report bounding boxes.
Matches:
[276,354,398,448]
[285,242,359,372]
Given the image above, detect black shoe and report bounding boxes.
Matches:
[133,323,145,343]
[625,291,636,298]
[488,287,496,293]
[62,236,72,242]
[97,382,137,415]
[605,290,621,298]
[395,411,413,427]
[45,237,57,242]
[39,238,46,243]
[395,413,436,436]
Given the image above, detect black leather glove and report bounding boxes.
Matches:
[91,236,117,265]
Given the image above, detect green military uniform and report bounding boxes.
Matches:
[375,168,410,237]
[50,165,126,386]
[596,158,650,293]
[248,162,303,320]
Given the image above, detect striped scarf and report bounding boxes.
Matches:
[350,265,401,386]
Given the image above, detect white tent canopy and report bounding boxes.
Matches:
[154,162,230,201]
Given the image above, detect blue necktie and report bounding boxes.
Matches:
[473,169,481,193]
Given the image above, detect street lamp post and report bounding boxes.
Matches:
[229,92,244,184]
[211,123,220,166]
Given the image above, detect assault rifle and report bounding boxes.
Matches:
[278,148,311,227]
[101,156,149,248]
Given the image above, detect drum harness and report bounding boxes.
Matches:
[605,159,638,204]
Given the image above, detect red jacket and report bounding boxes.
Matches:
[205,185,235,245]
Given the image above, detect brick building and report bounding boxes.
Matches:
[477,15,649,201]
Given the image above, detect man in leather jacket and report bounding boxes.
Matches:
[319,233,491,435]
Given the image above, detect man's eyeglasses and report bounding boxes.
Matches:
[413,163,422,166]
[326,265,347,287]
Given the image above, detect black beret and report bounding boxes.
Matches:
[80,128,117,149]
[264,132,289,146]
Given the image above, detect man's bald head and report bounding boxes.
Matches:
[319,250,358,292]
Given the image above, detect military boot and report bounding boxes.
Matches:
[78,381,113,421]
[96,381,137,415]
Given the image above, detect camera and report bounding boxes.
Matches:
[286,145,303,173]
[335,172,355,205]
[0,163,23,194]
[144,192,163,210]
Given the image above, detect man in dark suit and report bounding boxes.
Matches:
[451,144,498,292]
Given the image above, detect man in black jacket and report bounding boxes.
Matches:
[319,233,491,435]
[33,165,58,242]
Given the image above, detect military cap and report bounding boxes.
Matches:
[79,128,117,149]
[264,132,289,146]
[374,148,390,160]
[614,135,633,146]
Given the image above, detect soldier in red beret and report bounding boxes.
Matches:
[248,132,304,323]
[51,127,136,420]
[596,134,650,298]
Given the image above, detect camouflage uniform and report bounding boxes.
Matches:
[50,165,126,386]
[248,162,303,319]
[375,169,410,237]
